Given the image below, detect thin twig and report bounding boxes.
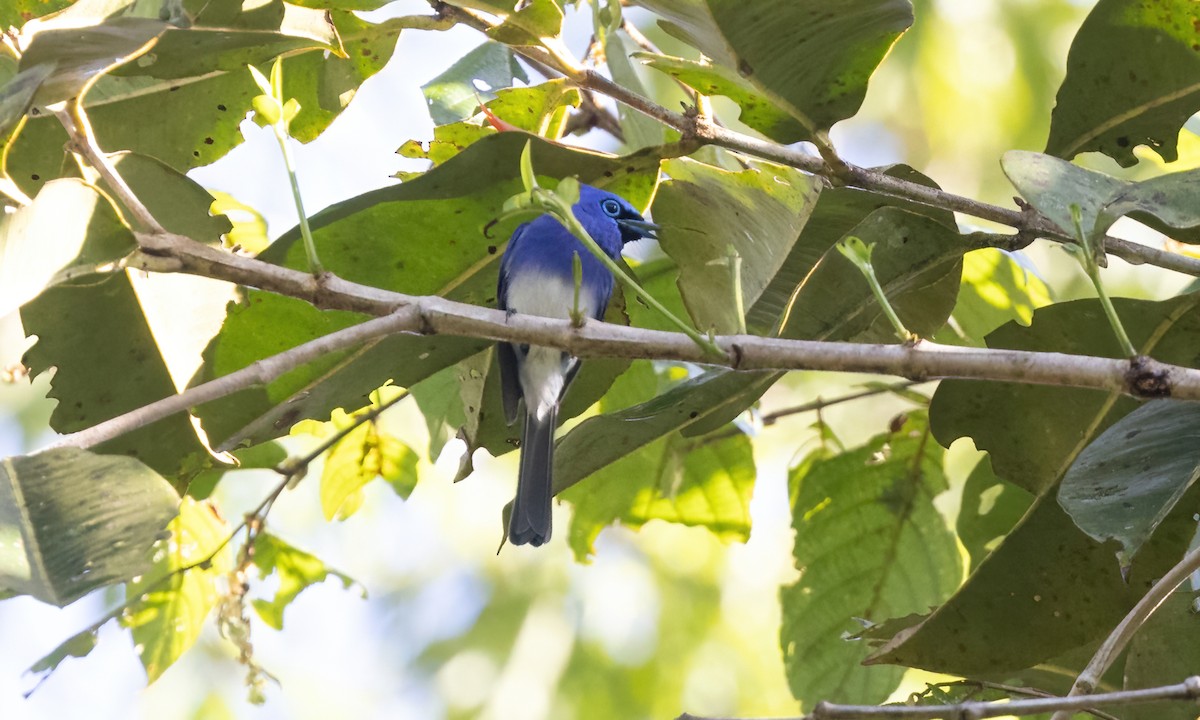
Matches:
[1049,544,1200,720]
[760,381,928,427]
[677,676,1200,720]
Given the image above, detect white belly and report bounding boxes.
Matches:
[505,271,589,419]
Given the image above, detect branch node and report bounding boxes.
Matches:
[1184,676,1200,699]
[1126,355,1172,398]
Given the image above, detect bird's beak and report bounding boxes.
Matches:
[617,218,660,240]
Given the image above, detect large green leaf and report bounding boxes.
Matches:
[748,165,955,335]
[194,132,661,449]
[1002,150,1127,240]
[1045,0,1200,166]
[561,362,755,558]
[632,0,912,141]
[777,206,965,342]
[319,407,420,520]
[0,448,179,607]
[0,179,135,317]
[1124,593,1200,720]
[956,456,1033,573]
[654,157,822,334]
[878,294,1200,675]
[781,413,960,707]
[123,496,228,682]
[932,293,1200,496]
[21,156,226,481]
[867,481,1199,675]
[1059,399,1200,569]
[19,17,168,105]
[0,0,71,28]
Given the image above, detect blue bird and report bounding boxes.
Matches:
[498,184,658,547]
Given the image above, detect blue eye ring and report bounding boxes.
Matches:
[600,198,623,217]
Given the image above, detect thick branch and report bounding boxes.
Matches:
[678,676,1200,720]
[432,3,1200,277]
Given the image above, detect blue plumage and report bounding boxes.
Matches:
[498,184,657,547]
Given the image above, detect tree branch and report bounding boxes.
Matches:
[678,676,1200,720]
[430,2,1200,278]
[1048,544,1200,720]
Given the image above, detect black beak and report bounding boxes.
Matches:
[617,217,660,240]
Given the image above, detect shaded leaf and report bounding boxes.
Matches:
[932,293,1200,496]
[562,363,754,558]
[1045,0,1200,166]
[1001,150,1126,239]
[123,497,227,683]
[632,0,912,141]
[0,63,53,140]
[654,157,822,334]
[777,206,965,343]
[0,448,179,607]
[0,179,135,317]
[781,413,960,707]
[748,165,954,335]
[957,455,1033,573]
[1096,167,1200,242]
[19,17,167,105]
[1059,399,1200,569]
[1124,592,1200,720]
[251,533,360,631]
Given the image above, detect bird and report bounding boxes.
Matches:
[497,184,658,547]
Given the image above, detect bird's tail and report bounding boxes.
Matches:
[509,406,556,546]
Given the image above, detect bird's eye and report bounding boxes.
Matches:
[600,198,623,217]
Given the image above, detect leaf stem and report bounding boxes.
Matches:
[1069,205,1135,357]
[837,236,913,341]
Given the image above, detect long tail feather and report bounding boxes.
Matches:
[508,407,556,546]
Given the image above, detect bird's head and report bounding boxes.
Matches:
[574,185,659,251]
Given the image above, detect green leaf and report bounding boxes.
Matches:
[19,17,168,105]
[637,53,805,142]
[778,207,964,342]
[631,0,912,140]
[1124,593,1200,720]
[932,293,1200,496]
[781,413,960,707]
[562,363,755,558]
[24,625,100,687]
[251,533,359,631]
[1059,399,1200,569]
[7,5,384,192]
[956,456,1033,573]
[553,367,775,499]
[0,448,179,607]
[208,190,269,253]
[867,481,1199,675]
[485,0,564,46]
[653,157,822,334]
[881,295,1200,675]
[421,41,529,125]
[748,165,955,336]
[1001,150,1126,240]
[0,63,54,141]
[20,157,226,481]
[1045,0,1200,166]
[0,0,71,27]
[1095,167,1200,242]
[320,416,419,520]
[933,248,1051,347]
[603,33,666,150]
[195,132,661,449]
[123,497,227,683]
[410,350,488,460]
[0,179,135,317]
